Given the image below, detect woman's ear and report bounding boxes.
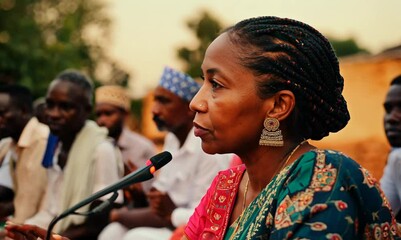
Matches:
[265,90,295,121]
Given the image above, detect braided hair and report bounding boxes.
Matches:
[226,16,350,140]
[390,74,401,86]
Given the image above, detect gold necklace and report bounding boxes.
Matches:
[232,140,308,238]
[230,175,250,239]
[242,177,250,212]
[238,139,308,230]
[273,139,308,180]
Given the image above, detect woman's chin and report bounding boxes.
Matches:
[201,142,227,155]
[201,143,217,154]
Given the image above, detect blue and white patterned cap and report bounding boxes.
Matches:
[158,66,201,102]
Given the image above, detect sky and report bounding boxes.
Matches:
[103,0,401,98]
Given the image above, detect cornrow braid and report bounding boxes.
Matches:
[226,16,350,140]
[391,74,401,86]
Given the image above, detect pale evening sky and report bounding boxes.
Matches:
[103,0,401,98]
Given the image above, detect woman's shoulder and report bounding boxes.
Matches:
[216,164,246,177]
[285,149,372,193]
[207,164,247,190]
[299,149,362,171]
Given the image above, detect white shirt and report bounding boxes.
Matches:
[0,118,48,191]
[381,148,401,214]
[25,141,123,228]
[0,147,14,189]
[0,118,49,223]
[118,128,157,192]
[152,129,231,227]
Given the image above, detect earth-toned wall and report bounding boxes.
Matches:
[315,55,401,179]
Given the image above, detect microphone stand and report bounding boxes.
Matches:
[45,169,153,240]
[44,151,172,240]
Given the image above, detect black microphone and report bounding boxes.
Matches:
[45,151,172,240]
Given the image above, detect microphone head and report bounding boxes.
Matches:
[150,151,172,170]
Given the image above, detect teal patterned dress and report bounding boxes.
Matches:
[185,149,400,239]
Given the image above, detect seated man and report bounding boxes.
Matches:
[95,85,157,206]
[98,66,231,240]
[380,74,401,220]
[0,85,48,224]
[25,70,124,240]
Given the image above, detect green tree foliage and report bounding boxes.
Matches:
[177,11,223,78]
[0,0,128,99]
[328,37,370,57]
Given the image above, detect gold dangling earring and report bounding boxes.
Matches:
[259,117,284,147]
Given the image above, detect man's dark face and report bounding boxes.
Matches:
[45,80,90,140]
[151,86,193,133]
[95,103,125,139]
[0,93,25,140]
[384,84,401,147]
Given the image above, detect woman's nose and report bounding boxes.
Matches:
[190,89,207,112]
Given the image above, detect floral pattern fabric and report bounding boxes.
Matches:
[185,149,401,240]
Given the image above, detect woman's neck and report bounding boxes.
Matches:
[242,141,315,194]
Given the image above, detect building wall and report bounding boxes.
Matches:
[141,91,166,150]
[314,58,401,179]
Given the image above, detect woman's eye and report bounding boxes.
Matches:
[210,80,221,90]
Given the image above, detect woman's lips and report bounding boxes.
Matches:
[193,122,209,137]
